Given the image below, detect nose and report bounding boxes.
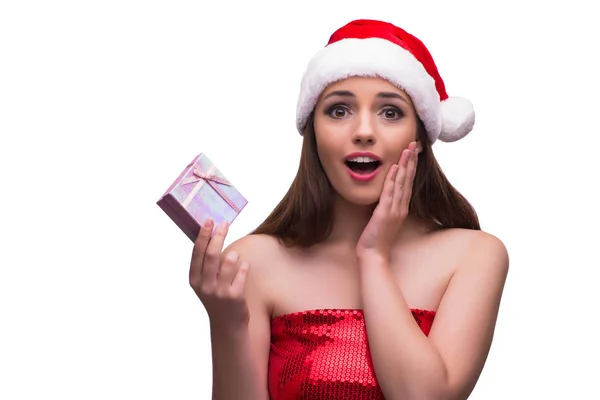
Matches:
[351,110,376,145]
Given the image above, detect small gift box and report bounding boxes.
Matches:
[157,153,248,242]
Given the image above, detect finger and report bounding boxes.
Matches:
[400,147,418,211]
[392,149,410,206]
[404,144,418,187]
[379,164,399,207]
[217,250,239,288]
[230,260,250,297]
[201,220,229,289]
[190,219,214,286]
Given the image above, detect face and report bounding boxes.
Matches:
[313,76,422,206]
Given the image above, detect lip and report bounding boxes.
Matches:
[344,152,382,161]
[345,164,382,182]
[344,152,383,182]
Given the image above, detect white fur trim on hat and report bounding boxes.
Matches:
[296,37,474,144]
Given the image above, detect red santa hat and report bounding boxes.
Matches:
[296,19,475,144]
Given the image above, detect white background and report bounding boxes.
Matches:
[1,1,599,399]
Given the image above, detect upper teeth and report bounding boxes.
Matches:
[347,156,378,163]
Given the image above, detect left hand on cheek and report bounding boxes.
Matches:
[356,141,419,260]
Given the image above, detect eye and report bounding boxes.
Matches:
[326,105,350,119]
[381,107,403,120]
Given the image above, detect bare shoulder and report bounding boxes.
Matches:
[223,233,284,312]
[223,233,285,272]
[434,228,509,276]
[465,230,508,270]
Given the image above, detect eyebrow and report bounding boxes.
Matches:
[322,90,408,103]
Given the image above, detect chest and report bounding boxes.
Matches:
[268,307,436,399]
[270,242,456,317]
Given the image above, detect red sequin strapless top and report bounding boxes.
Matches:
[268,308,436,400]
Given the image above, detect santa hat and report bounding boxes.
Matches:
[296,19,475,144]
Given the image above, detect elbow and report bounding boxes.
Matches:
[408,366,458,400]
[400,388,454,400]
[413,387,452,400]
[383,350,469,400]
[406,382,469,400]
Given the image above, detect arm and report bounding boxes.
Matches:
[209,287,271,399]
[207,237,272,400]
[359,232,509,400]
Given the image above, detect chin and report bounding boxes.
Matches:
[336,188,381,207]
[327,169,385,207]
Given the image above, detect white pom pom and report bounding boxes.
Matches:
[437,97,476,142]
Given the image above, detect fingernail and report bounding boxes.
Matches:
[204,219,214,228]
[218,220,229,229]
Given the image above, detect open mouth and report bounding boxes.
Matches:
[344,160,381,174]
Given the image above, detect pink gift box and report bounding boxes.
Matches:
[157,153,248,242]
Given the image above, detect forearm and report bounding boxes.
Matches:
[358,253,448,400]
[210,324,266,400]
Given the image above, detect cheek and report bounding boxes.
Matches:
[385,139,412,161]
[316,140,338,172]
[314,124,339,168]
[315,138,346,185]
[383,125,418,159]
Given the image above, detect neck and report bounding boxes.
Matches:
[325,194,427,247]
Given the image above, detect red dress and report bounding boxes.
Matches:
[268,308,436,400]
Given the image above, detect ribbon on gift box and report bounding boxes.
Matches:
[180,164,242,213]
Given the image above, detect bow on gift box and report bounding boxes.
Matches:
[180,164,242,213]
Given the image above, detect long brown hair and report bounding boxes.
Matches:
[251,113,480,247]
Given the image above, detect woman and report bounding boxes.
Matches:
[190,19,509,400]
